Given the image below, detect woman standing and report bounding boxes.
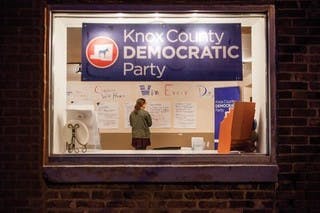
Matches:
[129,98,152,150]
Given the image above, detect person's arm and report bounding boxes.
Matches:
[129,112,133,127]
[146,112,152,127]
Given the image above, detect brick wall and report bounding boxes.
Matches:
[0,0,319,212]
[0,0,45,212]
[276,0,320,212]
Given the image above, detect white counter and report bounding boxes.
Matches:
[67,147,221,154]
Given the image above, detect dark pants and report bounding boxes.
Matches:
[132,138,151,150]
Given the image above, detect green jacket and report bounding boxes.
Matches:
[129,109,152,138]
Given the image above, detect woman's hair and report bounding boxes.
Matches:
[134,98,146,114]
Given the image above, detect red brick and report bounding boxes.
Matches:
[154,191,183,199]
[277,155,310,163]
[279,64,308,72]
[293,127,320,135]
[310,82,320,90]
[307,173,320,181]
[294,73,320,81]
[46,200,73,208]
[76,200,105,208]
[167,201,196,208]
[278,45,307,54]
[198,201,228,208]
[278,136,308,144]
[310,137,320,144]
[293,18,320,27]
[277,191,305,200]
[165,184,195,190]
[276,19,292,27]
[215,191,244,199]
[60,191,90,199]
[309,118,320,126]
[278,54,294,62]
[123,191,152,199]
[184,191,214,199]
[293,91,320,99]
[278,100,307,108]
[277,9,306,18]
[292,109,317,116]
[278,27,309,35]
[277,35,294,44]
[277,109,292,117]
[278,145,292,153]
[277,82,308,90]
[229,200,255,208]
[294,55,320,64]
[278,163,293,172]
[309,100,320,108]
[278,118,307,126]
[246,191,275,199]
[310,46,320,54]
[106,200,135,208]
[277,73,292,81]
[277,1,298,8]
[294,163,320,172]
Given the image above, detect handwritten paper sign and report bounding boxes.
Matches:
[96,103,119,129]
[174,102,197,128]
[148,102,171,128]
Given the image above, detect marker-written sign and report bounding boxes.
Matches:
[82,23,242,81]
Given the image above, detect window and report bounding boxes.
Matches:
[43,5,277,182]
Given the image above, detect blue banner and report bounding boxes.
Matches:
[214,87,240,148]
[82,23,242,81]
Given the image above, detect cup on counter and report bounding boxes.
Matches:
[191,137,205,151]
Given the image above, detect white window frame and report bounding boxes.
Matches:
[43,4,277,183]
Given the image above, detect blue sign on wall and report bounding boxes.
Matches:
[82,23,242,81]
[214,86,240,148]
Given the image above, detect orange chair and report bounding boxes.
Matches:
[218,102,256,154]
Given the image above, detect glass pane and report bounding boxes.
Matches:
[50,13,267,155]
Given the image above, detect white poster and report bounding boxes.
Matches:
[148,102,171,128]
[124,103,135,128]
[174,102,197,128]
[96,103,119,129]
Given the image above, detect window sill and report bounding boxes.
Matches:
[43,154,278,183]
